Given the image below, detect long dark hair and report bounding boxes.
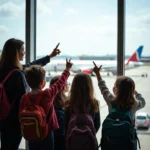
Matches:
[65,73,99,113]
[0,38,24,69]
[50,75,66,109]
[114,76,136,108]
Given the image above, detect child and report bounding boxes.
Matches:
[63,82,70,95]
[64,72,101,150]
[92,61,146,150]
[50,76,70,150]
[19,58,72,150]
[92,61,146,118]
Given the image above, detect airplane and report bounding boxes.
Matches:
[43,46,144,77]
[126,46,143,66]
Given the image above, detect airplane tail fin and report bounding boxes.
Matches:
[126,46,143,65]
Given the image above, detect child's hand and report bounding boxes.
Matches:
[93,61,102,75]
[49,43,61,58]
[66,58,73,71]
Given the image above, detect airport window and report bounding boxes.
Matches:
[36,0,117,76]
[125,0,150,74]
[37,0,117,146]
[0,0,26,149]
[0,0,25,58]
[1,0,149,149]
[125,0,150,149]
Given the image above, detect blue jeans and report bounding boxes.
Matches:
[28,131,54,150]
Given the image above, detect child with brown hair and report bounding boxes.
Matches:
[19,59,72,150]
[50,76,70,150]
[64,72,101,150]
[92,61,145,118]
[92,61,146,150]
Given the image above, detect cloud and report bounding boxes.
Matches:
[126,27,149,35]
[0,25,8,34]
[0,0,53,18]
[66,8,79,15]
[37,0,52,16]
[127,13,150,26]
[139,14,150,24]
[0,1,24,18]
[56,24,117,39]
[36,22,118,55]
[41,0,63,7]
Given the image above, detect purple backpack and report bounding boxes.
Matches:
[0,69,18,120]
[66,113,98,150]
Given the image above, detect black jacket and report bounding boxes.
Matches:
[0,56,50,127]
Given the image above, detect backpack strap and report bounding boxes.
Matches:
[1,69,19,84]
[135,130,141,149]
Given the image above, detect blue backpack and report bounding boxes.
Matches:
[99,107,141,150]
[55,109,65,136]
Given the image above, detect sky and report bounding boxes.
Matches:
[0,0,150,56]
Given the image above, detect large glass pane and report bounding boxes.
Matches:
[37,0,117,77]
[0,0,25,55]
[0,0,25,149]
[37,0,117,145]
[126,1,150,150]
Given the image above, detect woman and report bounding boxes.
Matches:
[0,38,60,150]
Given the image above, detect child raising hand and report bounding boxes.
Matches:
[93,61,145,117]
[93,61,145,150]
[19,58,72,150]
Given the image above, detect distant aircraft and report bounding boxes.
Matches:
[126,46,143,65]
[43,46,144,76]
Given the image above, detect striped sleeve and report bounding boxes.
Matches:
[98,80,114,110]
[134,93,146,111]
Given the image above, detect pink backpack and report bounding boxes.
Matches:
[0,69,18,120]
[66,112,98,150]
